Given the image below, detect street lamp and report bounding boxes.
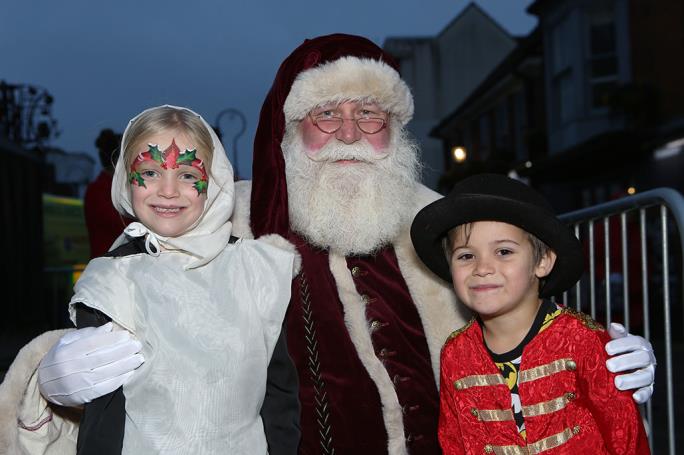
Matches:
[451,146,467,163]
[214,108,246,177]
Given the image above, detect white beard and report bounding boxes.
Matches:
[282,122,421,256]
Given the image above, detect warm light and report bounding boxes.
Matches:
[627,186,636,195]
[452,146,467,163]
[654,137,684,160]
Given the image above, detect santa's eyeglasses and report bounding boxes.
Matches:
[308,112,388,135]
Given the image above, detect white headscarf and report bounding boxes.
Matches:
[111,105,235,269]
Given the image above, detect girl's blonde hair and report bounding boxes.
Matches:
[122,106,214,170]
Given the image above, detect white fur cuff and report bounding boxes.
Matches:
[257,233,302,276]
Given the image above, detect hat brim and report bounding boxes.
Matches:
[410,193,584,298]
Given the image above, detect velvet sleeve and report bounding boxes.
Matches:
[260,323,301,455]
[578,328,650,454]
[438,351,466,455]
[73,305,125,455]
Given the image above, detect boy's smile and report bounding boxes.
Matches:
[449,221,555,321]
[130,131,208,238]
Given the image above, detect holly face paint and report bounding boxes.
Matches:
[129,139,208,195]
[128,135,209,238]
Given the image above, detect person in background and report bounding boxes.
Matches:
[84,129,133,258]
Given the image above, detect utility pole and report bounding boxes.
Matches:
[214,108,246,178]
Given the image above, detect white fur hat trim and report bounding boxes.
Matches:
[283,56,414,125]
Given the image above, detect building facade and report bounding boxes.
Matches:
[431,0,684,212]
[384,3,518,190]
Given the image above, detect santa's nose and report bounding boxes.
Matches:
[335,118,363,144]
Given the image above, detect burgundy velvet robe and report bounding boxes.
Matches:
[286,234,441,454]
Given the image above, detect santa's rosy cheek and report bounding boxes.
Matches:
[366,129,390,152]
[300,120,332,153]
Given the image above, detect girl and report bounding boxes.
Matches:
[71,105,298,454]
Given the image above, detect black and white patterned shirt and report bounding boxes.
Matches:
[485,300,562,439]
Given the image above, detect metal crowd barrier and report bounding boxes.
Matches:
[559,188,684,455]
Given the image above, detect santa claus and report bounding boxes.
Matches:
[242,33,467,454]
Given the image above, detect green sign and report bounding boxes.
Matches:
[43,194,90,267]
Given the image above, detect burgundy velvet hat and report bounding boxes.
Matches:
[250,33,412,239]
[410,173,584,298]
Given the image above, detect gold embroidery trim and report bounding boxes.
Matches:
[528,426,579,454]
[476,408,515,422]
[522,393,574,418]
[453,373,505,390]
[519,358,576,384]
[561,307,604,331]
[445,318,474,343]
[483,444,526,454]
[485,426,579,454]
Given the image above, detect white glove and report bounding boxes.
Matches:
[38,322,144,407]
[605,322,656,404]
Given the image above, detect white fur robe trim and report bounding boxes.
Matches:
[329,251,408,455]
[232,180,254,239]
[257,233,302,277]
[395,185,471,381]
[0,329,79,455]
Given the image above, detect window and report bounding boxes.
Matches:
[494,102,509,151]
[555,71,574,124]
[479,114,492,160]
[551,16,572,75]
[462,127,472,157]
[550,14,575,125]
[513,90,528,161]
[587,5,618,109]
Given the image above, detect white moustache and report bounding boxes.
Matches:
[306,140,390,163]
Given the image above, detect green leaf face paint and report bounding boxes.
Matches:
[148,145,164,164]
[193,179,208,195]
[129,139,209,195]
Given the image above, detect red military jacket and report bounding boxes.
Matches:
[439,308,650,454]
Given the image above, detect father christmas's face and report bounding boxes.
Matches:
[283,100,420,256]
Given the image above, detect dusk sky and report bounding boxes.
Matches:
[2,0,536,178]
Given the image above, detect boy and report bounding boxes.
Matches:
[411,173,649,454]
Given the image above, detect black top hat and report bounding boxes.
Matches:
[410,173,584,298]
